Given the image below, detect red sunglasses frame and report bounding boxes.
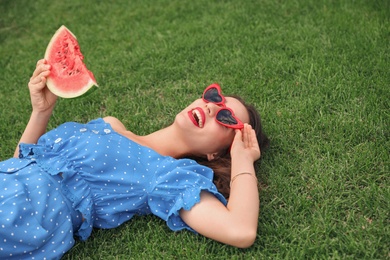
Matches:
[202,84,244,130]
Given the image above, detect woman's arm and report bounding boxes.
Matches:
[13,59,57,157]
[180,124,261,248]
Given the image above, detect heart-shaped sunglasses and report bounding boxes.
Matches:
[202,84,244,129]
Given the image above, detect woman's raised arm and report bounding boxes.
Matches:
[13,59,57,157]
[180,124,261,248]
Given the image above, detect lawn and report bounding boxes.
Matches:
[0,0,388,259]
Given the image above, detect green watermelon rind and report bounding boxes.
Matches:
[44,25,98,98]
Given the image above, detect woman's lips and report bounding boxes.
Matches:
[188,107,206,128]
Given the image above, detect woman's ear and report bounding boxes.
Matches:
[206,153,218,161]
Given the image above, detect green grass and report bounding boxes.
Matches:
[1,0,389,259]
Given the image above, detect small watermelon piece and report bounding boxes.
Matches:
[44,25,98,98]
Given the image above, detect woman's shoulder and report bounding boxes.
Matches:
[102,116,142,144]
[103,116,127,132]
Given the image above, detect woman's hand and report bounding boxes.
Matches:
[13,59,57,157]
[230,124,261,163]
[28,59,57,115]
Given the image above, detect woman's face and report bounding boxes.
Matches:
[174,95,250,159]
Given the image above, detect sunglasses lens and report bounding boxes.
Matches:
[216,109,238,125]
[204,87,223,103]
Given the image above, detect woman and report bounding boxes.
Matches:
[0,59,269,259]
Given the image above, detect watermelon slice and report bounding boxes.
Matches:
[44,25,98,98]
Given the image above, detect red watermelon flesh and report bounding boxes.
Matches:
[44,25,97,98]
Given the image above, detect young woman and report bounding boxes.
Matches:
[0,59,269,259]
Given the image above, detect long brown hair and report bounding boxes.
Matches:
[189,96,269,199]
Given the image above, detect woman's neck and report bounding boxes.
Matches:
[104,116,192,158]
[134,126,191,158]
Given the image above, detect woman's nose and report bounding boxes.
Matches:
[206,102,222,116]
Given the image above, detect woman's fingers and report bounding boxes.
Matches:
[29,75,49,92]
[242,124,261,160]
[231,125,261,161]
[29,71,50,84]
[248,127,261,160]
[233,129,243,145]
[31,59,50,78]
[251,129,260,154]
[29,60,51,91]
[242,124,251,148]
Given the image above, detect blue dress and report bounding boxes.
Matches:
[0,118,227,259]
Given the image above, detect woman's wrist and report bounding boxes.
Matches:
[22,110,51,140]
[231,154,254,174]
[13,111,52,157]
[230,172,258,187]
[31,107,53,118]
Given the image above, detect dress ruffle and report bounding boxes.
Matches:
[147,158,227,232]
[167,185,226,233]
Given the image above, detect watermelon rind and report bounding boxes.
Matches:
[44,25,98,98]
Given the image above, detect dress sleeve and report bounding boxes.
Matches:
[147,158,227,232]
